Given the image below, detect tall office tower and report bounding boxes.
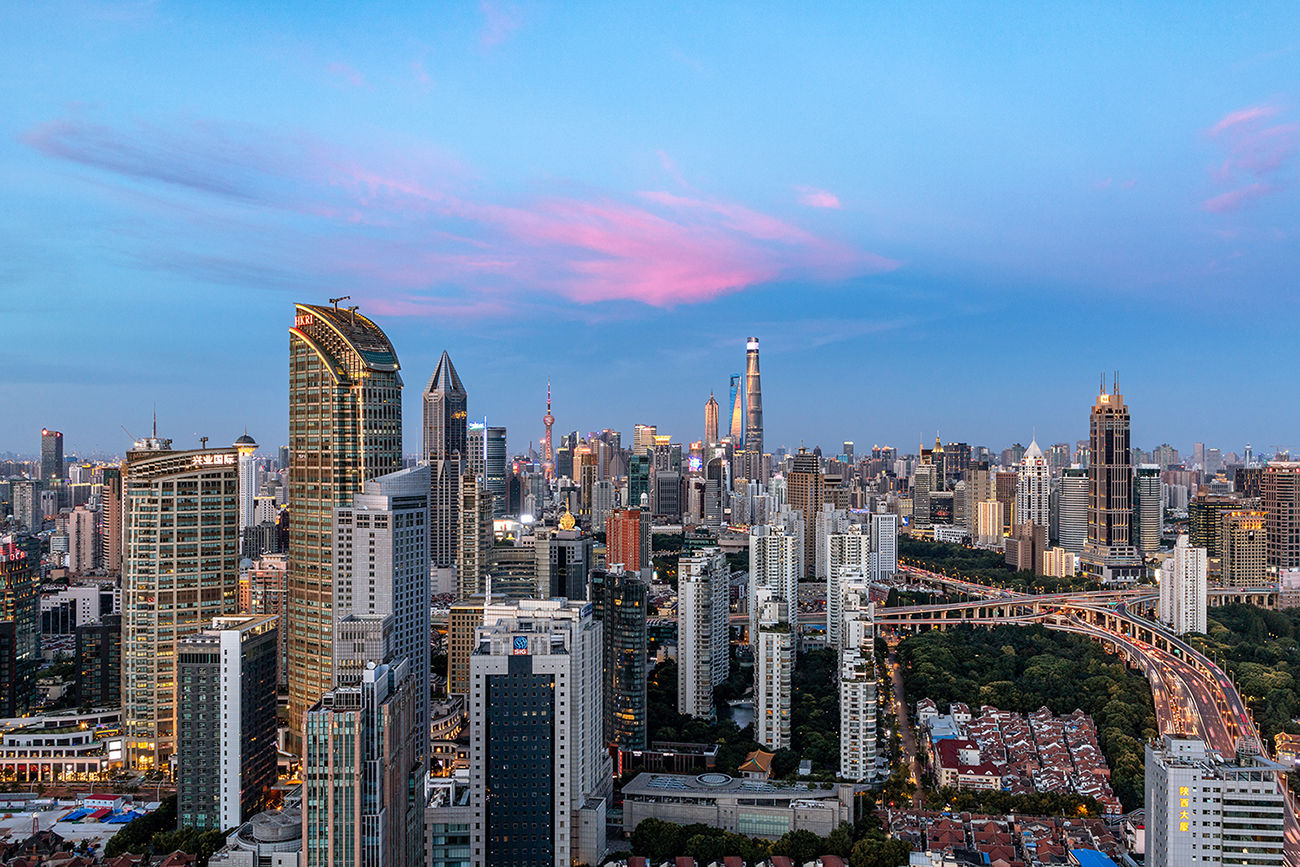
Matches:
[754,592,793,751]
[234,432,259,557]
[704,393,719,447]
[1190,493,1250,558]
[869,512,898,581]
[1153,443,1180,469]
[1145,735,1285,867]
[99,466,123,576]
[843,441,855,461]
[787,448,824,576]
[467,425,508,517]
[0,542,38,716]
[704,457,726,526]
[11,480,38,531]
[814,506,851,580]
[40,428,64,483]
[975,500,1004,547]
[677,549,730,719]
[122,435,240,773]
[542,379,555,479]
[652,469,681,520]
[1264,461,1300,568]
[1015,440,1051,530]
[75,613,121,708]
[333,465,431,761]
[1057,467,1088,554]
[606,507,651,577]
[1159,535,1207,635]
[1221,510,1267,587]
[534,517,593,599]
[176,614,278,831]
[447,595,486,697]
[458,473,495,600]
[287,302,403,737]
[424,350,468,585]
[1082,380,1143,582]
[962,463,992,537]
[590,480,615,532]
[911,463,937,530]
[1133,464,1163,555]
[627,454,652,509]
[1192,442,1206,469]
[67,504,97,573]
[576,445,596,518]
[632,423,657,456]
[749,524,798,643]
[469,599,609,867]
[589,566,648,750]
[303,652,423,867]
[1047,442,1071,473]
[993,470,1017,534]
[826,524,870,647]
[728,374,744,443]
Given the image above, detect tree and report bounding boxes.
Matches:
[771,829,822,865]
[630,818,682,864]
[851,837,913,867]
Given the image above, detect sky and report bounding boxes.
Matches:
[2,2,1298,459]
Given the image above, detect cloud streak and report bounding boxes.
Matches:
[479,1,520,47]
[24,115,898,314]
[1201,103,1296,213]
[794,185,842,209]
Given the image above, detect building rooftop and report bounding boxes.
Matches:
[621,772,839,800]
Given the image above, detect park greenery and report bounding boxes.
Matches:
[630,802,913,867]
[898,624,1157,810]
[897,537,1104,593]
[103,796,226,864]
[1190,604,1300,744]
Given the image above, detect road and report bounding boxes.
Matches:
[886,647,924,809]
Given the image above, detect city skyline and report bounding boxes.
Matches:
[3,4,1299,453]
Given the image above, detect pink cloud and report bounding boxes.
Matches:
[479,1,520,47]
[1093,177,1112,190]
[1201,183,1273,213]
[25,114,898,313]
[657,150,690,189]
[794,185,842,209]
[1208,104,1280,136]
[1201,103,1296,214]
[326,62,366,88]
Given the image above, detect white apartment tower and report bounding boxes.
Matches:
[333,464,431,761]
[1160,535,1207,636]
[677,548,730,719]
[1015,439,1051,530]
[1145,735,1285,867]
[754,591,794,751]
[469,599,609,867]
[826,525,870,647]
[749,524,798,643]
[869,512,898,581]
[814,506,852,580]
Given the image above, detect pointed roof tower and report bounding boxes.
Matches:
[426,350,466,396]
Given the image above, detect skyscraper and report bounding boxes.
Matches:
[424,350,468,587]
[100,466,123,577]
[1082,379,1143,582]
[458,472,495,600]
[749,524,799,643]
[469,424,508,517]
[176,614,279,832]
[1133,464,1163,555]
[40,428,63,483]
[0,542,38,717]
[677,548,730,719]
[1264,461,1300,568]
[704,392,719,447]
[1221,510,1267,587]
[542,380,555,479]
[287,301,403,738]
[1056,467,1088,555]
[470,599,609,867]
[869,512,898,581]
[787,447,824,577]
[1015,439,1050,530]
[122,434,240,773]
[627,454,652,509]
[744,337,763,455]
[235,432,258,556]
[1159,535,1206,636]
[589,566,648,750]
[727,373,743,443]
[333,465,431,761]
[825,524,869,648]
[605,507,651,577]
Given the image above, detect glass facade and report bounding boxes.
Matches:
[485,657,555,867]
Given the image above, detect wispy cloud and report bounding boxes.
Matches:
[657,150,690,189]
[794,185,842,209]
[24,115,898,315]
[479,1,521,48]
[326,61,367,89]
[1201,103,1296,213]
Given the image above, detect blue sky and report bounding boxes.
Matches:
[2,2,1297,458]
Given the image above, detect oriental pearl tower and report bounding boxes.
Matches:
[543,379,555,479]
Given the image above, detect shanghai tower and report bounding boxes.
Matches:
[744,337,763,455]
